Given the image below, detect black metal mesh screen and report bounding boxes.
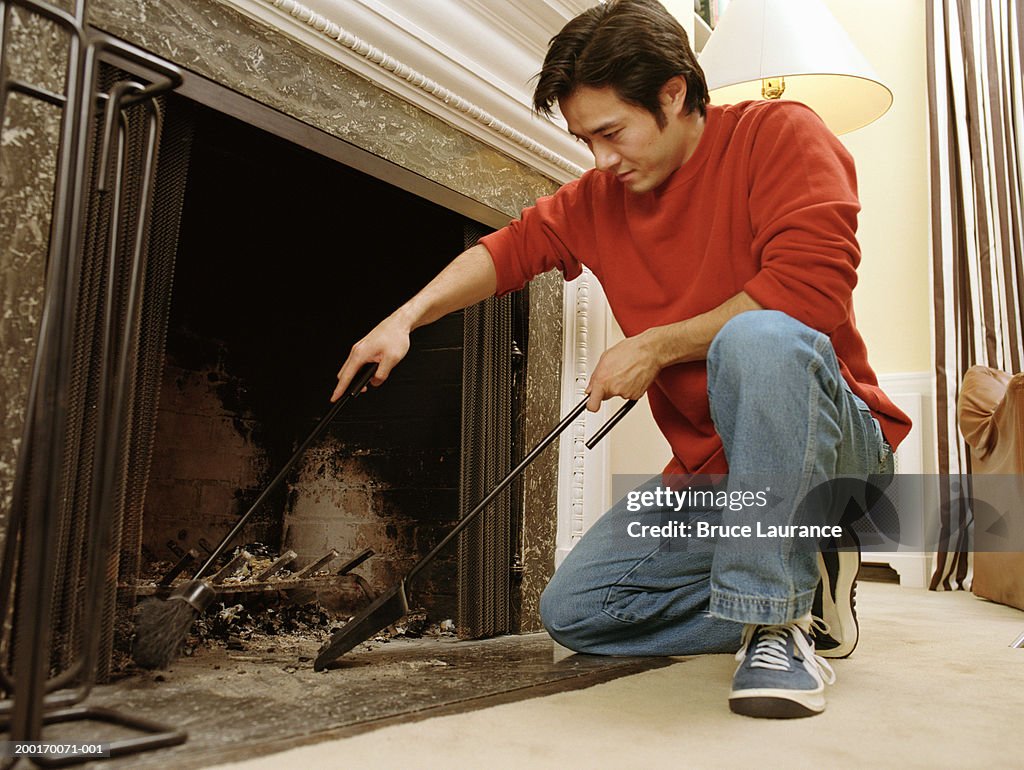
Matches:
[103,94,194,679]
[458,223,517,638]
[22,73,193,682]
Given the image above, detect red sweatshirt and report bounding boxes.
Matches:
[480,100,912,475]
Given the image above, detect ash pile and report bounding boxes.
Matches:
[121,543,455,665]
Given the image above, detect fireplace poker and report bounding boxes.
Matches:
[131,362,378,669]
[157,548,200,588]
[313,395,637,670]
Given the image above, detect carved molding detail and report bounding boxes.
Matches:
[266,0,586,179]
[569,270,591,542]
[565,268,602,544]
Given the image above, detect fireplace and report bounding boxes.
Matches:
[143,96,481,624]
[51,78,541,678]
[0,0,578,754]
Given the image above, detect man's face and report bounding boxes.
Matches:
[559,83,689,194]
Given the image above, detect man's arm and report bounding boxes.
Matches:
[585,291,762,411]
[331,243,497,401]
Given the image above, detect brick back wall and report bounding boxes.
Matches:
[285,315,464,620]
[143,316,464,623]
[142,350,276,565]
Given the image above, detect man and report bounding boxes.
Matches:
[332,0,910,718]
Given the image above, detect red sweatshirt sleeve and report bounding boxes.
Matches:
[478,174,595,297]
[742,103,861,334]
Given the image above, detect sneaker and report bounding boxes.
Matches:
[729,623,836,719]
[812,527,861,658]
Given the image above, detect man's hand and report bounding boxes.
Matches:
[332,316,411,402]
[585,333,662,412]
[330,244,499,403]
[585,293,765,410]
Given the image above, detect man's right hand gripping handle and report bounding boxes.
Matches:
[331,243,499,402]
[331,316,411,402]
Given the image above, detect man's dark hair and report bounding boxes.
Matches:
[533,0,708,127]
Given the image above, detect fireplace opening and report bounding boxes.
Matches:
[112,93,524,669]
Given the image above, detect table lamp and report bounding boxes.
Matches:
[697,0,892,135]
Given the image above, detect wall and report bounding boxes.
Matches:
[608,1,933,481]
[826,0,931,376]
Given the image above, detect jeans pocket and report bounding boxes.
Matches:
[840,382,891,470]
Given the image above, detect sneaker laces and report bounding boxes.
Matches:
[810,615,833,638]
[736,623,836,685]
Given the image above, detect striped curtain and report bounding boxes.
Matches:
[926,1,1024,589]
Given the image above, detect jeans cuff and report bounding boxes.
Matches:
[709,587,816,625]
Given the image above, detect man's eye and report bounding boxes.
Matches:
[604,130,620,140]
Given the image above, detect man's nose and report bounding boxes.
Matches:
[592,144,620,172]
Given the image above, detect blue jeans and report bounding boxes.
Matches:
[539,311,895,655]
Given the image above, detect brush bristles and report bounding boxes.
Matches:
[132,596,198,669]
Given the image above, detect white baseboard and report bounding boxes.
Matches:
[866,371,936,587]
[862,552,932,589]
[876,371,936,475]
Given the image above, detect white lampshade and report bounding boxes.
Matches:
[697,0,892,135]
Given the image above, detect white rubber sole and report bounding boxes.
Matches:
[816,548,859,659]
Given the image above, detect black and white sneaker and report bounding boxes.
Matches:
[811,527,861,658]
[729,622,836,719]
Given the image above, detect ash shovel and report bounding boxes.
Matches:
[313,395,636,669]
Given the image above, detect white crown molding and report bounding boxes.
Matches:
[224,0,593,183]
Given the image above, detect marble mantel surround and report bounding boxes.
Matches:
[88,0,592,217]
[76,0,608,629]
[234,0,594,183]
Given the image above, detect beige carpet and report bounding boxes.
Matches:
[208,581,1024,769]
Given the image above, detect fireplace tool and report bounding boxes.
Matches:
[131,362,379,669]
[313,394,637,670]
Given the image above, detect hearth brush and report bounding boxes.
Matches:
[132,362,378,668]
[313,394,636,670]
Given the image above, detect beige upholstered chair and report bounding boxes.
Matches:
[957,365,1024,647]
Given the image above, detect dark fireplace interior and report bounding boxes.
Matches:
[141,96,470,623]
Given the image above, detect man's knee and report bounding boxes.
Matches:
[711,310,806,359]
[708,310,824,381]
[539,573,617,653]
[539,577,583,650]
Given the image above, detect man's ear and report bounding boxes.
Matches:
[660,76,688,116]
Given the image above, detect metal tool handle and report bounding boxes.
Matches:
[406,395,634,584]
[586,399,637,449]
[194,362,378,579]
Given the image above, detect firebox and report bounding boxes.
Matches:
[145,95,474,615]
[127,90,533,670]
